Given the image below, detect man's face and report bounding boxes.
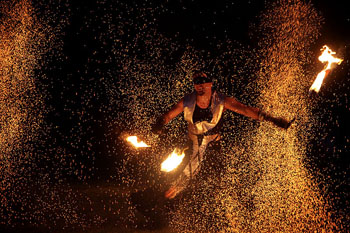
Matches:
[194,82,213,96]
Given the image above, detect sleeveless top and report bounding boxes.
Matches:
[183,90,225,136]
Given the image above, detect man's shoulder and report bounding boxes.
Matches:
[183,91,196,106]
[185,91,195,96]
[213,90,226,99]
[184,91,196,99]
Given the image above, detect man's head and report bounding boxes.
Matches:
[192,71,212,84]
[192,71,213,96]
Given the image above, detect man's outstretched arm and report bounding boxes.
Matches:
[224,96,294,129]
[151,98,184,134]
[224,97,260,120]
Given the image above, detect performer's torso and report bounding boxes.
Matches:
[183,90,225,135]
[193,104,213,124]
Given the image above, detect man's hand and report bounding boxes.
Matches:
[165,186,177,199]
[259,110,295,129]
[271,117,295,129]
[151,117,165,135]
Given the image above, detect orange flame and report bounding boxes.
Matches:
[161,148,185,172]
[310,45,343,93]
[126,136,150,148]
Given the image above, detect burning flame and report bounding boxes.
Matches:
[126,136,150,148]
[310,45,343,93]
[161,148,185,172]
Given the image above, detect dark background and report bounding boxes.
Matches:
[41,0,350,173]
[1,0,349,231]
[39,0,349,223]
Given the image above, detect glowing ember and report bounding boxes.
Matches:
[161,148,185,172]
[126,136,150,148]
[310,45,343,92]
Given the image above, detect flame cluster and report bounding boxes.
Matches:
[310,45,343,93]
[161,148,185,172]
[125,136,184,172]
[126,136,150,148]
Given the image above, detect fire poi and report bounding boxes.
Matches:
[161,148,185,172]
[309,45,343,93]
[126,135,185,171]
[126,136,150,148]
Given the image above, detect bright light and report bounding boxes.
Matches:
[126,136,150,148]
[161,148,185,172]
[310,45,343,93]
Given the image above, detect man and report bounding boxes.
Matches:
[152,71,293,199]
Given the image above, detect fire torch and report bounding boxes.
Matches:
[126,134,187,223]
[309,45,343,95]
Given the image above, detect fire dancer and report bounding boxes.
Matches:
[152,71,294,199]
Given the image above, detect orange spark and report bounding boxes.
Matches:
[161,148,185,172]
[310,45,343,93]
[126,136,150,148]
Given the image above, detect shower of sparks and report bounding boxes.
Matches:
[0,0,348,232]
[126,136,150,148]
[169,1,345,232]
[219,2,337,232]
[0,0,95,229]
[161,148,185,172]
[1,0,46,225]
[310,45,343,93]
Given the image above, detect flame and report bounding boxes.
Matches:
[161,148,185,172]
[310,45,343,92]
[126,136,150,148]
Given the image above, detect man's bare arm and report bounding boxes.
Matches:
[151,98,184,134]
[224,96,294,129]
[224,97,260,120]
[163,98,184,124]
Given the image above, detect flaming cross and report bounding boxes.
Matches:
[309,45,343,93]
